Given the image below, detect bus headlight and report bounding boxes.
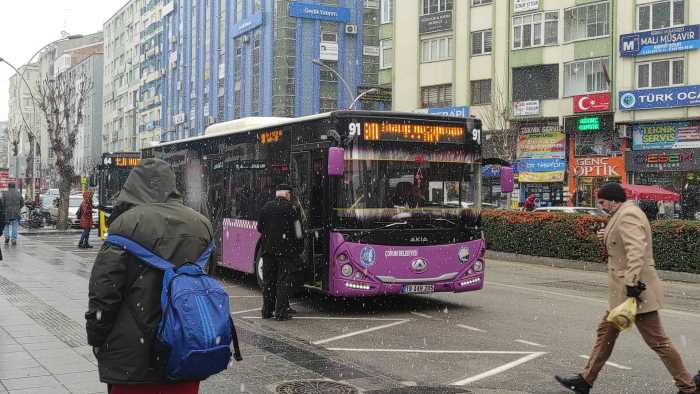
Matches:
[336,252,350,263]
[341,264,353,277]
[473,260,484,272]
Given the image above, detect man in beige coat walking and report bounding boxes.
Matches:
[556,182,697,394]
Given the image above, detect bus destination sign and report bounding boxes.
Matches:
[110,156,140,167]
[362,122,464,144]
[259,129,282,144]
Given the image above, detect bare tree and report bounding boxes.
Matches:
[474,80,518,163]
[36,71,92,230]
[7,122,21,157]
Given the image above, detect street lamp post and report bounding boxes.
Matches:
[312,59,377,110]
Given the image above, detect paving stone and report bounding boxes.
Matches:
[0,367,51,380]
[0,376,61,390]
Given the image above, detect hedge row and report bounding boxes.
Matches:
[481,210,700,274]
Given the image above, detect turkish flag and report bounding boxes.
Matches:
[573,93,611,113]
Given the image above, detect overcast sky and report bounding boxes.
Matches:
[0,0,127,121]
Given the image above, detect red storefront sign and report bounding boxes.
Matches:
[0,170,15,189]
[573,93,611,113]
[573,156,625,177]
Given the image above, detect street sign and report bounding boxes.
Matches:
[427,106,469,118]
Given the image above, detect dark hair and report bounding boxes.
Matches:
[597,182,627,203]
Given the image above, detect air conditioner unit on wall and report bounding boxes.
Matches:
[345,24,358,35]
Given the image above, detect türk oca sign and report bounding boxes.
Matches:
[619,85,700,111]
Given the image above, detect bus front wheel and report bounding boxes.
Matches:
[254,252,265,290]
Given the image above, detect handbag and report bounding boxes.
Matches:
[607,297,638,331]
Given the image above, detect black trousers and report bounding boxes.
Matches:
[261,255,291,318]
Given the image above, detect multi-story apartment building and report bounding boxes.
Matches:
[8,63,41,191]
[387,0,700,216]
[160,0,389,142]
[139,0,165,148]
[37,32,104,186]
[0,121,8,172]
[68,54,104,178]
[104,1,146,153]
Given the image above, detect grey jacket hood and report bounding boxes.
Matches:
[116,158,181,206]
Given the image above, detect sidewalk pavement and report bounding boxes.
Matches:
[0,239,422,394]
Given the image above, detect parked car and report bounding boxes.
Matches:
[534,206,608,216]
[445,201,499,209]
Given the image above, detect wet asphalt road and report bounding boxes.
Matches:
[18,233,700,393]
[221,261,700,394]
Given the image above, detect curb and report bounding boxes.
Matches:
[486,250,700,284]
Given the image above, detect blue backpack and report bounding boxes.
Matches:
[105,234,242,381]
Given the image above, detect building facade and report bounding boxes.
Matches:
[68,54,105,178]
[8,63,41,193]
[159,0,389,142]
[387,0,700,214]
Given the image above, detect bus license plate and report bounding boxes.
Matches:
[403,284,434,294]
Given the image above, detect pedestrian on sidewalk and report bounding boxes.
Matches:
[257,183,304,321]
[2,183,23,246]
[77,190,94,249]
[555,182,698,394]
[86,159,213,394]
[0,193,4,260]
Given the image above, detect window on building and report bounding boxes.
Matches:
[472,0,492,6]
[471,79,491,105]
[421,84,452,108]
[512,64,559,101]
[563,57,609,97]
[471,30,492,55]
[638,0,684,31]
[381,0,392,23]
[564,2,609,41]
[636,58,684,88]
[421,36,453,62]
[422,0,453,15]
[380,39,393,69]
[512,11,559,49]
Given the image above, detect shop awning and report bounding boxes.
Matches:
[621,184,680,202]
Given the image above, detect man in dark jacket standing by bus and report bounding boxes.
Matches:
[86,159,213,393]
[257,183,304,321]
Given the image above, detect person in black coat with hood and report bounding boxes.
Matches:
[256,183,304,321]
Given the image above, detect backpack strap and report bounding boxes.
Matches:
[105,234,175,272]
[193,242,215,270]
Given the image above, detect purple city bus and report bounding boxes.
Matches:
[144,111,486,297]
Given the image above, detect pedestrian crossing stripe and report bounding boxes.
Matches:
[223,218,257,230]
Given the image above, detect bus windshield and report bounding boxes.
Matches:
[99,167,132,207]
[335,144,478,229]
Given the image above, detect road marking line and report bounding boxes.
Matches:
[450,352,547,386]
[231,307,261,315]
[457,324,486,333]
[242,316,404,321]
[489,281,700,319]
[327,348,539,355]
[579,355,631,370]
[514,339,545,348]
[410,311,432,319]
[313,319,409,345]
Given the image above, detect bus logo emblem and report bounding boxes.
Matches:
[360,246,376,267]
[410,258,429,273]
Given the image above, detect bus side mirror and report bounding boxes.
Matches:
[328,147,344,176]
[500,167,514,193]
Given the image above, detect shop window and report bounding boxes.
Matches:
[471,30,492,55]
[421,36,453,62]
[636,58,684,88]
[512,64,559,101]
[421,84,452,108]
[563,57,609,97]
[381,0,392,23]
[422,0,453,15]
[471,79,491,105]
[512,11,559,49]
[564,2,609,42]
[637,0,683,31]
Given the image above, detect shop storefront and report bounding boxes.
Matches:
[625,147,700,219]
[565,112,625,207]
[515,120,566,207]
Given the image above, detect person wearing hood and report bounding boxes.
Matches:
[2,183,23,245]
[85,158,213,394]
[78,190,95,249]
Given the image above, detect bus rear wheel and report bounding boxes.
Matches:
[254,252,265,290]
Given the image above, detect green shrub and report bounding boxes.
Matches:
[482,210,700,274]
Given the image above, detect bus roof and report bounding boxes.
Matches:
[148,110,474,149]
